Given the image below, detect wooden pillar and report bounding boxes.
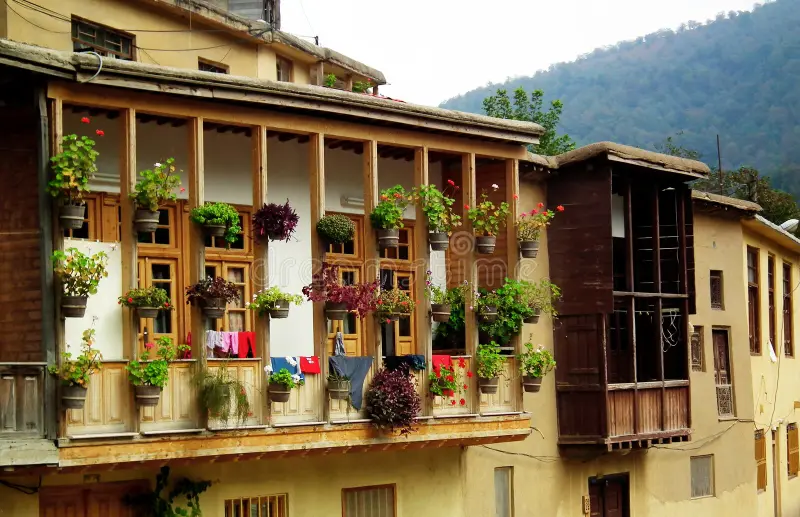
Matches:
[414,147,432,416]
[311,63,324,86]
[344,76,354,92]
[504,158,521,411]
[461,153,478,412]
[651,185,666,431]
[677,189,691,428]
[625,180,639,435]
[308,133,327,421]
[362,140,380,369]
[188,117,206,426]
[252,125,269,423]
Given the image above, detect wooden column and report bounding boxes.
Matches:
[461,153,478,412]
[311,63,324,86]
[308,133,327,421]
[49,98,66,439]
[625,180,639,435]
[677,189,691,428]
[651,185,666,431]
[414,147,432,416]
[188,117,206,426]
[362,140,380,369]
[252,125,270,423]
[504,158,521,411]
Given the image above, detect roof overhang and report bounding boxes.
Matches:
[743,215,800,254]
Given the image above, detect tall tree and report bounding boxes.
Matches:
[653,131,702,160]
[482,88,576,156]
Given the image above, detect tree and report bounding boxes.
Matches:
[653,131,702,160]
[482,88,576,156]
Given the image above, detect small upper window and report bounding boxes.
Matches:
[710,270,724,310]
[199,58,229,74]
[276,56,293,82]
[71,18,134,60]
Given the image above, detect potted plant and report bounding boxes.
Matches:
[302,263,378,320]
[126,336,189,407]
[518,338,556,393]
[476,341,504,394]
[370,185,411,249]
[52,248,109,318]
[475,290,500,323]
[516,203,564,258]
[428,364,458,398]
[375,288,416,323]
[247,286,303,319]
[410,180,461,251]
[327,371,351,400]
[316,214,355,246]
[194,364,251,426]
[48,118,101,230]
[266,367,302,403]
[48,327,102,410]
[129,158,182,233]
[118,286,172,319]
[364,368,421,435]
[185,276,240,320]
[189,202,242,245]
[425,271,461,323]
[252,200,299,243]
[519,279,561,324]
[466,185,510,254]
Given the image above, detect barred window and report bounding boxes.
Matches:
[710,270,724,310]
[691,327,704,372]
[690,455,715,498]
[342,485,395,517]
[199,58,229,74]
[224,494,287,517]
[72,18,134,60]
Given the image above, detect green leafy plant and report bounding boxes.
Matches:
[409,181,462,233]
[516,203,564,242]
[126,337,188,388]
[370,185,411,230]
[118,286,172,309]
[475,289,501,315]
[352,79,373,93]
[48,328,102,387]
[324,73,337,87]
[123,466,212,517]
[476,341,504,379]
[194,364,251,426]
[466,186,510,237]
[189,202,242,245]
[432,281,471,349]
[52,248,109,297]
[247,286,303,315]
[375,288,416,321]
[48,119,101,205]
[130,158,183,211]
[425,271,452,305]
[267,367,302,389]
[518,279,562,317]
[518,338,556,378]
[316,214,356,244]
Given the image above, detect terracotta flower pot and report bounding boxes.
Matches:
[59,204,86,230]
[268,383,291,403]
[202,298,226,319]
[475,235,496,254]
[327,379,350,400]
[524,309,541,324]
[324,301,348,321]
[429,232,450,251]
[203,224,227,238]
[61,295,88,318]
[519,240,539,258]
[134,385,162,407]
[431,303,452,323]
[61,385,88,410]
[479,376,499,394]
[478,305,498,323]
[522,375,543,393]
[269,299,290,319]
[377,228,400,249]
[136,307,160,319]
[134,209,160,233]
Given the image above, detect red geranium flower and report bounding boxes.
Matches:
[127,297,133,303]
[80,117,90,124]
[458,357,466,368]
[451,399,456,406]
[532,209,538,215]
[447,375,454,382]
[538,202,544,208]
[436,370,441,378]
[164,302,170,307]
[467,371,473,378]
[180,187,186,193]
[513,194,519,200]
[464,204,470,210]
[447,179,455,186]
[463,384,468,390]
[459,398,466,406]
[95,129,104,136]
[144,342,154,350]
[557,205,565,212]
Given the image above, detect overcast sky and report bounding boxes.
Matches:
[281,0,761,107]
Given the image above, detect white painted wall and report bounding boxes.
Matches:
[204,129,253,204]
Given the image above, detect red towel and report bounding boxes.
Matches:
[299,356,321,374]
[432,355,452,374]
[182,333,192,359]
[237,332,256,358]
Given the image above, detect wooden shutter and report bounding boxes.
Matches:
[788,424,799,478]
[755,430,768,491]
[547,165,613,315]
[684,188,697,315]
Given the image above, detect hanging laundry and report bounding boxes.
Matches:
[206,330,223,355]
[431,355,452,374]
[270,357,304,383]
[299,356,321,374]
[329,356,373,410]
[237,332,255,358]
[384,355,426,374]
[182,332,192,359]
[222,332,239,356]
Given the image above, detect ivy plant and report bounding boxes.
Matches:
[189,202,242,246]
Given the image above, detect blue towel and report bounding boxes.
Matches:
[329,356,374,410]
[270,357,304,383]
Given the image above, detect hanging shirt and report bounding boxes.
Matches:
[237,332,255,358]
[299,356,321,374]
[431,355,453,374]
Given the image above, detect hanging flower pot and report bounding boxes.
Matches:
[478,305,498,323]
[428,232,449,251]
[519,240,540,259]
[381,313,401,323]
[136,307,161,319]
[478,376,499,394]
[202,298,226,319]
[134,209,160,233]
[522,375,543,393]
[327,379,351,400]
[269,299,290,319]
[134,385,162,407]
[431,303,452,323]
[61,295,88,318]
[59,204,86,230]
[475,236,496,254]
[61,385,88,410]
[186,277,239,320]
[524,308,541,324]
[203,224,226,238]
[268,382,291,403]
[324,301,348,321]
[376,228,400,249]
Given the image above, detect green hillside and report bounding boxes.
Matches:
[440,0,800,193]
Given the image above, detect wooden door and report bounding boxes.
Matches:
[328,266,363,356]
[40,482,145,517]
[588,476,629,517]
[712,330,731,385]
[379,269,416,357]
[205,261,252,333]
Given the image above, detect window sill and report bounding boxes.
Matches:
[690,495,716,500]
[718,415,739,422]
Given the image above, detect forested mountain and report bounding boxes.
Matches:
[440,0,800,194]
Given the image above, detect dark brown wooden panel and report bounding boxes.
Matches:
[557,391,605,438]
[684,187,697,314]
[663,386,689,431]
[554,315,603,386]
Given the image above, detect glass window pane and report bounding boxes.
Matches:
[154,227,170,245]
[227,268,245,283]
[343,313,357,335]
[398,317,411,337]
[494,468,512,517]
[399,247,409,260]
[342,271,356,285]
[343,239,355,255]
[152,264,171,280]
[205,266,217,279]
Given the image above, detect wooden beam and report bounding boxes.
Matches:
[504,158,521,411]
[461,153,478,413]
[677,189,691,429]
[651,186,666,431]
[49,97,66,440]
[362,140,380,370]
[414,147,432,417]
[309,133,327,422]
[624,180,639,435]
[252,125,270,424]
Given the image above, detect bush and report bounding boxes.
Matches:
[316,214,355,244]
[365,368,420,435]
[476,341,504,379]
[130,158,182,212]
[267,367,302,389]
[189,202,242,245]
[48,328,102,387]
[518,339,556,378]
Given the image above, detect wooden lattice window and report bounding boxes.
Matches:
[342,485,395,517]
[748,247,761,354]
[712,329,734,418]
[784,263,794,357]
[691,327,704,372]
[204,262,252,333]
[769,255,777,351]
[756,430,767,491]
[380,226,413,261]
[276,56,293,82]
[325,214,362,258]
[789,423,799,478]
[199,58,229,74]
[690,455,715,498]
[205,213,247,251]
[224,494,287,517]
[71,17,134,60]
[138,207,176,247]
[709,270,723,310]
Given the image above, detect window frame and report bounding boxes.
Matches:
[691,326,704,372]
[71,16,135,61]
[198,58,230,74]
[709,270,724,310]
[789,423,799,479]
[756,429,768,492]
[747,247,761,355]
[768,254,777,352]
[223,494,287,517]
[690,455,715,499]
[276,55,294,82]
[494,466,515,517]
[784,262,794,357]
[341,484,396,517]
[711,327,734,419]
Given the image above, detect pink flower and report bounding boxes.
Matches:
[447,179,455,186]
[557,205,565,212]
[513,194,519,200]
[538,202,544,208]
[531,209,538,215]
[144,342,154,350]
[455,186,460,191]
[95,129,105,136]
[180,187,186,193]
[80,117,90,124]
[385,318,391,324]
